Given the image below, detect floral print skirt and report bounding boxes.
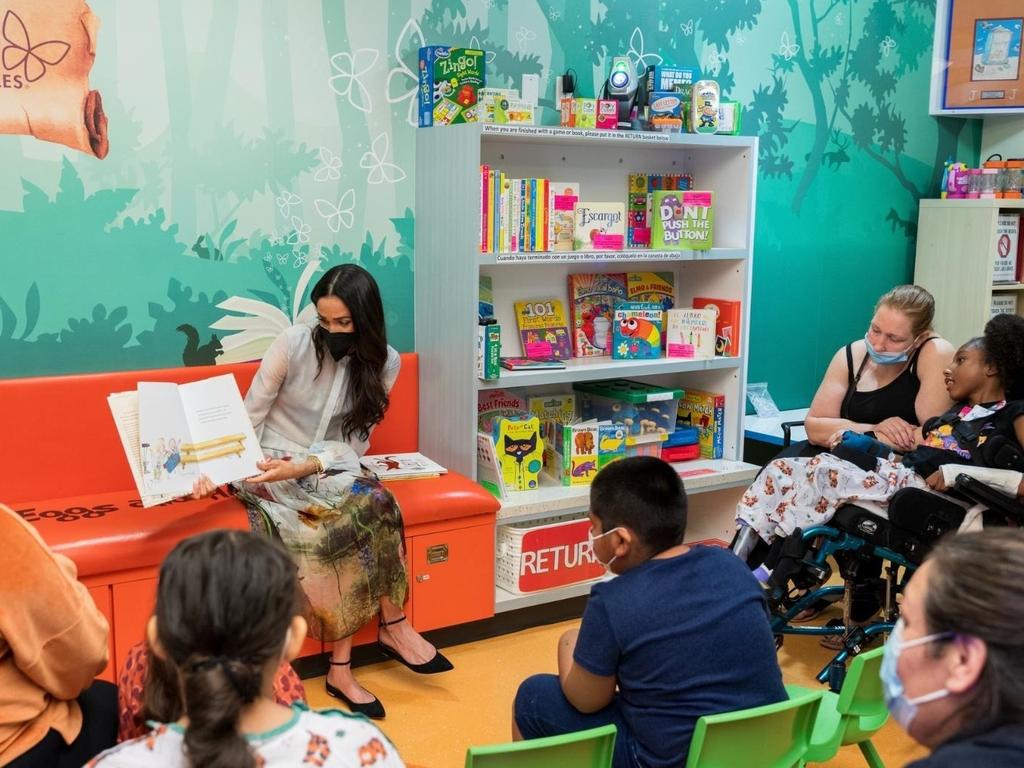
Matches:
[235,461,408,641]
[736,453,927,544]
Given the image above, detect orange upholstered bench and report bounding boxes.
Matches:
[0,353,498,681]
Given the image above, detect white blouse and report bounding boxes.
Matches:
[244,324,401,473]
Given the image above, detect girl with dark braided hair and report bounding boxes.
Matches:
[88,530,405,768]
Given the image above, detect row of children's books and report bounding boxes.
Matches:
[480,168,714,253]
[480,271,741,362]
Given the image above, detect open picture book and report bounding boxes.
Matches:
[108,374,262,506]
[360,452,448,481]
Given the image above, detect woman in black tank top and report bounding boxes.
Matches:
[795,286,956,459]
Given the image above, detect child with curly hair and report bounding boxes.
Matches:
[736,314,1024,549]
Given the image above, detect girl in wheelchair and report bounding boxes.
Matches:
[735,314,1024,557]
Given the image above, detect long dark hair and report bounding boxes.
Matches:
[152,530,299,768]
[924,530,1024,739]
[310,264,390,441]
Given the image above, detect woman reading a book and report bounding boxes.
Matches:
[192,264,451,719]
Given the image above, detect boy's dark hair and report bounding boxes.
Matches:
[151,530,300,768]
[981,314,1024,400]
[590,456,687,553]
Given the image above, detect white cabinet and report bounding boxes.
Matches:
[914,199,1024,347]
[414,125,760,610]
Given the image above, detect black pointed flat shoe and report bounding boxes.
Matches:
[325,660,386,719]
[378,615,455,674]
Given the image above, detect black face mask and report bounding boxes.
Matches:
[324,330,357,361]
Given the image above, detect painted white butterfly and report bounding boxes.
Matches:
[314,190,356,233]
[275,190,302,218]
[360,133,407,185]
[385,18,425,128]
[680,19,695,36]
[328,48,379,114]
[314,147,342,183]
[286,216,311,245]
[779,31,800,61]
[549,9,561,21]
[515,26,536,53]
[880,36,897,57]
[628,27,662,75]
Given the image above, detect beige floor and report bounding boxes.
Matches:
[304,618,928,768]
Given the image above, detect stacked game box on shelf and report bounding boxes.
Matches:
[677,389,725,459]
[568,273,627,357]
[418,46,485,127]
[612,301,663,360]
[627,172,694,247]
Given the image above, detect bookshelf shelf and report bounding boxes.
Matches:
[481,246,748,265]
[478,355,743,391]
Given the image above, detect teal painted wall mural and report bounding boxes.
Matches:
[0,0,980,408]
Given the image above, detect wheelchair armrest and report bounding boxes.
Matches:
[780,420,805,448]
[954,473,1024,526]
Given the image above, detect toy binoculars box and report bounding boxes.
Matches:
[418,46,486,127]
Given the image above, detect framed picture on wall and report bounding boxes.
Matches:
[931,0,1024,115]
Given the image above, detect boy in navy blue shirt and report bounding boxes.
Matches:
[513,457,787,767]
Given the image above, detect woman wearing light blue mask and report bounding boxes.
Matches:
[889,529,1024,767]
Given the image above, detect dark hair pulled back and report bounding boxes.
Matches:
[154,530,299,768]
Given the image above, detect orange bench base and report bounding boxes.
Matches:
[14,476,495,681]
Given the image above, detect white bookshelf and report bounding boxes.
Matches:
[915,199,1024,346]
[414,124,760,608]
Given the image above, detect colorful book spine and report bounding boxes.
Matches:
[519,179,526,253]
[486,169,496,254]
[480,164,490,253]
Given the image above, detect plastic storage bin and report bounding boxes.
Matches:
[496,514,605,594]
[573,379,683,437]
[624,432,667,459]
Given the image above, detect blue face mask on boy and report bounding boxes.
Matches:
[880,618,954,730]
[864,333,918,365]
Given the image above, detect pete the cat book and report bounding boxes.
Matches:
[677,389,725,459]
[612,301,663,360]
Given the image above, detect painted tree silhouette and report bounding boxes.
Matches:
[750,0,967,223]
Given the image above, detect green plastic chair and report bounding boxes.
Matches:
[685,688,824,767]
[787,646,890,767]
[464,724,616,768]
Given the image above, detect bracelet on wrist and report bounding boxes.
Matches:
[308,455,324,475]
